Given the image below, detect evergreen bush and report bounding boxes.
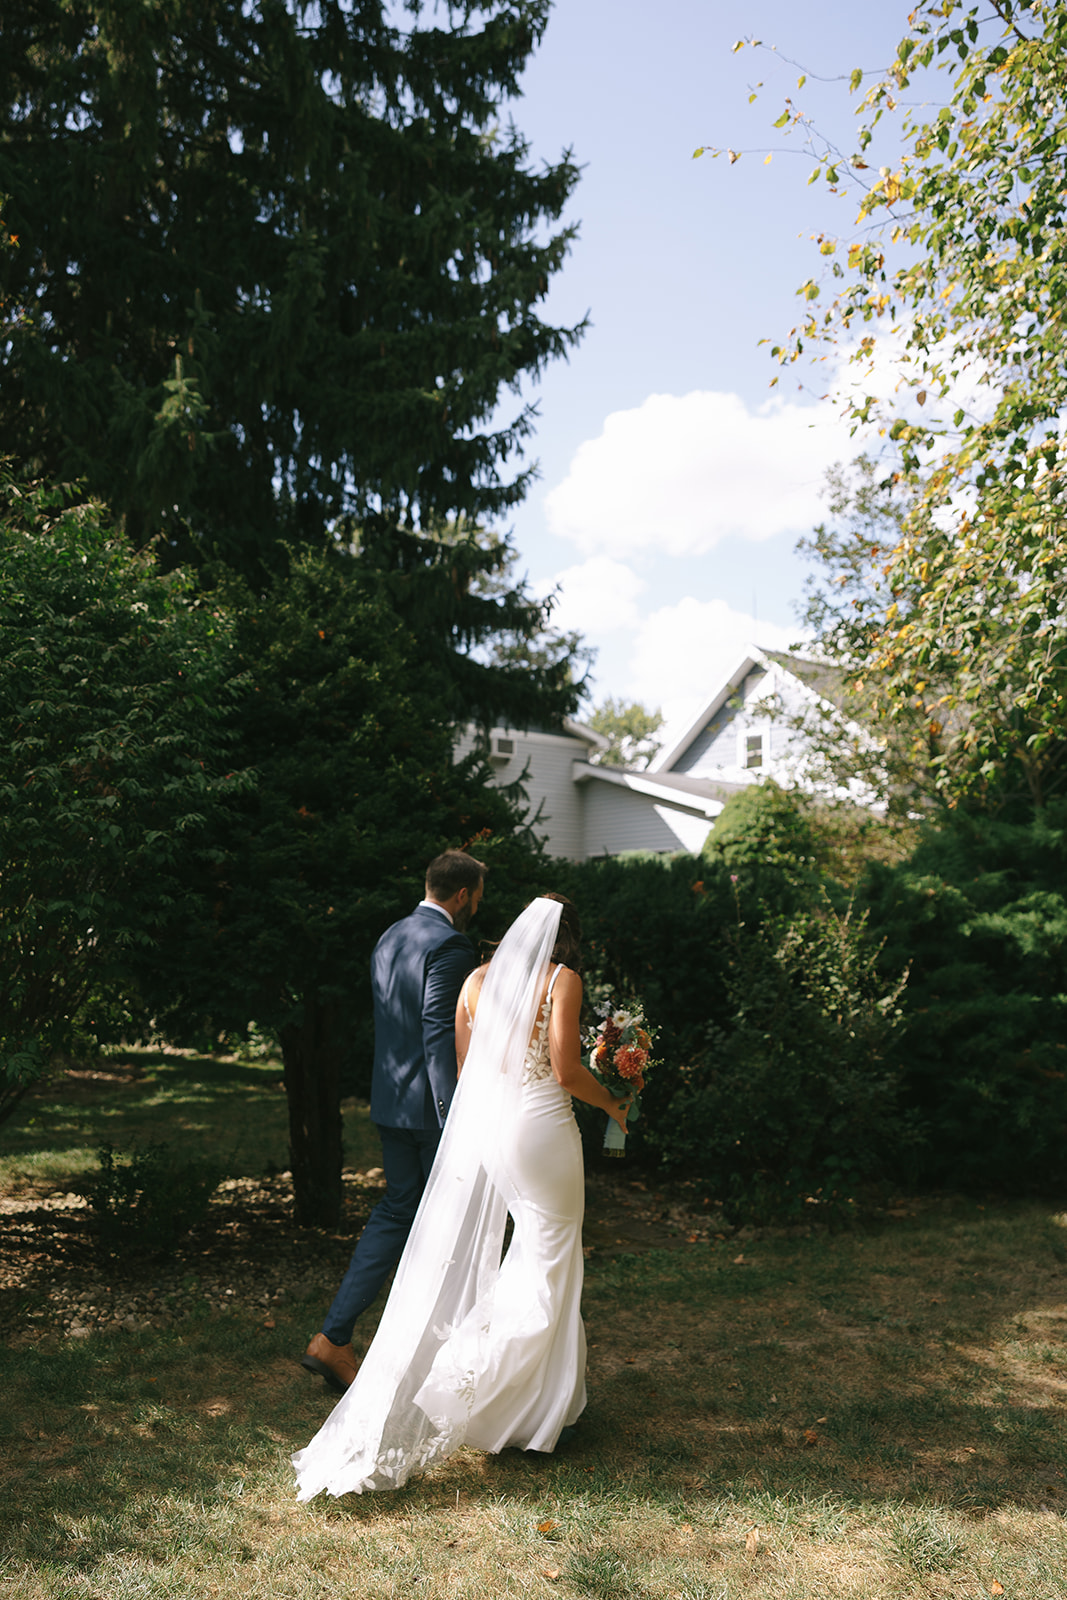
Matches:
[652,897,909,1220]
[552,788,1067,1201]
[861,804,1067,1189]
[552,846,908,1210]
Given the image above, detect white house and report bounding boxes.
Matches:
[461,646,867,862]
[654,646,862,790]
[455,718,739,861]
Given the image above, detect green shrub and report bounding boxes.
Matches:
[550,853,737,1152]
[651,897,909,1220]
[77,1142,221,1259]
[703,779,914,898]
[554,796,1067,1201]
[861,804,1067,1189]
[552,852,910,1206]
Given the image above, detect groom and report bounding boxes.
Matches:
[301,850,486,1392]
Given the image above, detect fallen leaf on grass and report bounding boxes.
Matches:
[745,1526,760,1555]
[815,1415,828,1423]
[803,1428,819,1447]
[262,1317,276,1330]
[541,1569,560,1582]
[991,1584,1004,1596]
[537,1520,560,1537]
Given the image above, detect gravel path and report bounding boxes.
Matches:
[0,1172,385,1344]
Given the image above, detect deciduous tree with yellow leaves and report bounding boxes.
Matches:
[748,1,1067,811]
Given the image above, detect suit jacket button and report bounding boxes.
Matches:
[438,1099,445,1114]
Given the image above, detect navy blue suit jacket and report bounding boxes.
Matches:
[369,904,478,1130]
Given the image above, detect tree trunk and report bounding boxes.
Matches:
[280,995,344,1228]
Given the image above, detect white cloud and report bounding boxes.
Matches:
[623,596,801,763]
[537,556,644,635]
[544,389,854,557]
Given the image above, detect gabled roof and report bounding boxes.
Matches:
[653,643,855,775]
[759,649,851,715]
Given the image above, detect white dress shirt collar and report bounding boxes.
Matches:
[419,898,453,925]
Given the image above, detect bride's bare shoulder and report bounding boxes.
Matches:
[466,962,491,997]
[551,965,582,1000]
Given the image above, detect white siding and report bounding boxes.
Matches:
[652,804,714,854]
[455,726,593,859]
[672,667,813,788]
[581,781,711,858]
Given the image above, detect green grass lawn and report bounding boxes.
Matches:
[2,1055,1066,1598]
[0,1049,380,1193]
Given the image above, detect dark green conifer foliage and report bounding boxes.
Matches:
[167,547,551,1225]
[0,0,583,578]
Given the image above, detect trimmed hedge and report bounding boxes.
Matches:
[551,786,1067,1204]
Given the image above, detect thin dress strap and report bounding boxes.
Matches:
[545,963,564,1002]
[460,973,474,1024]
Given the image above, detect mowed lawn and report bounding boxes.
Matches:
[1,1052,1065,1599]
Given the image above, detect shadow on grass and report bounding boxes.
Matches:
[2,1052,382,1200]
[2,1201,1065,1581]
[2,1054,292,1195]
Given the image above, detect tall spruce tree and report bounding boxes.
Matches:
[153,547,554,1228]
[0,2,589,1225]
[0,0,583,579]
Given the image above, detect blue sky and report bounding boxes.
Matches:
[487,0,911,754]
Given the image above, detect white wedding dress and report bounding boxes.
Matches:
[293,901,586,1500]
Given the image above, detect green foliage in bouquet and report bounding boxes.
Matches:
[654,897,910,1222]
[861,804,1067,1190]
[77,1142,221,1260]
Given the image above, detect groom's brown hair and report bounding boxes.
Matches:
[425,850,487,900]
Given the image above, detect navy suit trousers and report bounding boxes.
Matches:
[321,1124,441,1346]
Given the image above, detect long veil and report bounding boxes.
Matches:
[293,895,564,1499]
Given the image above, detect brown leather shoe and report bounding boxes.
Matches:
[300,1332,359,1394]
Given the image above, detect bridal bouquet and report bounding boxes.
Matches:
[585,1004,655,1158]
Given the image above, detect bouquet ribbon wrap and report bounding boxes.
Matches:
[602,1110,627,1157]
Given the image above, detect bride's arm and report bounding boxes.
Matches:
[454,965,488,1072]
[548,968,632,1132]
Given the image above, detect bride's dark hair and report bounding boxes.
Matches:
[542,891,581,971]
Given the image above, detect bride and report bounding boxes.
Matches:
[292,893,632,1499]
